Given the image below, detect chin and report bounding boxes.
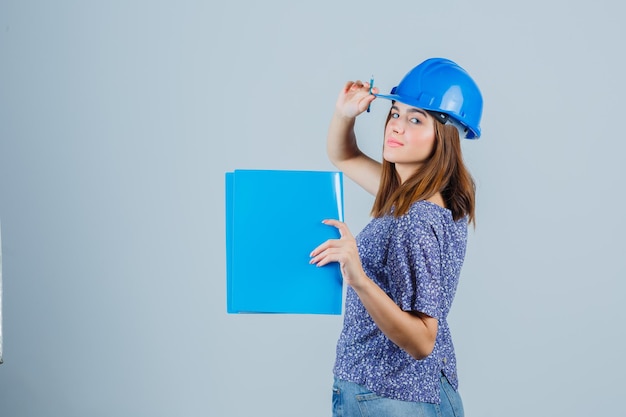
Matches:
[383,154,403,164]
[382,151,397,163]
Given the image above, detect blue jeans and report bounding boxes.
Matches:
[332,375,464,417]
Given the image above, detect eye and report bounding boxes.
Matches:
[409,117,421,124]
[390,112,400,119]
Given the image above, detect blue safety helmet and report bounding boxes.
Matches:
[376,58,483,139]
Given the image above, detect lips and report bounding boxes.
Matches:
[385,138,403,147]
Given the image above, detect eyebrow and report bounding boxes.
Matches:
[391,105,428,117]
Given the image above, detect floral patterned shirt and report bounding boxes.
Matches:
[333,200,467,403]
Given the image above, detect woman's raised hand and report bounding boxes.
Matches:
[335,81,378,119]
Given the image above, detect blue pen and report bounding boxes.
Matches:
[367,75,374,112]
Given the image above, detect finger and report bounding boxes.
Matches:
[310,248,340,267]
[312,254,334,267]
[309,246,328,265]
[322,219,344,237]
[322,219,353,239]
[310,238,342,258]
[309,251,328,266]
[348,80,366,92]
[362,94,376,109]
[309,240,329,258]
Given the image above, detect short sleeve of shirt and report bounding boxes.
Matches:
[387,212,442,319]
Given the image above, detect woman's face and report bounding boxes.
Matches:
[383,101,437,181]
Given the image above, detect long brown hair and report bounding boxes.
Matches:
[371,110,476,224]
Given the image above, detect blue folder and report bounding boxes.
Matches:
[225,170,344,314]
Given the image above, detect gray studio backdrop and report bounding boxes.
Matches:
[1,1,625,416]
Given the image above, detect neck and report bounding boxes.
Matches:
[394,164,446,209]
[395,162,421,184]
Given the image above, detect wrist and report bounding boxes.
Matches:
[333,110,357,124]
[349,271,373,293]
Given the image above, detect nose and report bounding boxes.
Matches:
[389,117,405,134]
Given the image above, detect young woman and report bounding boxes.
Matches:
[310,58,483,417]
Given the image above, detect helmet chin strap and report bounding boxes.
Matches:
[427,111,449,124]
[427,111,469,138]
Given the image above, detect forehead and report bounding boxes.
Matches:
[391,101,429,116]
